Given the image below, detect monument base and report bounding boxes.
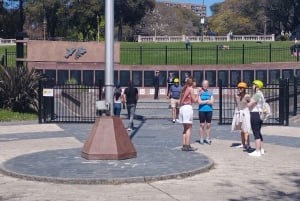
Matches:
[81,116,137,160]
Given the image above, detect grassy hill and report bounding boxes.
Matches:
[1,41,298,66]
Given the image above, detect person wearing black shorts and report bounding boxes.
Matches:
[198,80,214,145]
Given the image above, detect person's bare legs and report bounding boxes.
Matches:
[241,132,246,146]
[206,123,211,139]
[244,132,250,147]
[183,124,191,145]
[255,139,262,151]
[172,107,176,121]
[199,123,205,140]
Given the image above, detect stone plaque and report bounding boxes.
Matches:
[193,71,203,87]
[296,69,300,78]
[181,71,192,85]
[282,69,294,80]
[95,70,104,86]
[168,71,179,80]
[256,70,267,84]
[70,70,81,84]
[269,70,280,84]
[159,71,167,87]
[243,70,254,85]
[144,71,154,87]
[83,70,94,86]
[218,70,229,87]
[114,71,119,85]
[230,70,241,87]
[205,70,216,87]
[57,70,69,85]
[132,71,142,87]
[120,71,130,87]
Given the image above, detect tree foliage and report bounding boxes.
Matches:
[209,0,300,36]
[1,0,154,41]
[135,3,200,36]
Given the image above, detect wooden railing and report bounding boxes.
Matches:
[0,38,16,46]
[137,34,275,43]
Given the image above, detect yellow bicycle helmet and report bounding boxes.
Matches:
[174,78,179,83]
[237,82,248,88]
[252,80,264,89]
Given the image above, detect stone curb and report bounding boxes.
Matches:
[0,158,214,185]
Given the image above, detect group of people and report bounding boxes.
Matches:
[114,73,266,157]
[169,75,266,157]
[168,77,214,151]
[113,81,138,131]
[232,80,266,157]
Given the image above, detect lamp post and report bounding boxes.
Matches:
[43,16,47,40]
[97,15,100,42]
[200,17,205,42]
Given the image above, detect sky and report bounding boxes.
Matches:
[157,0,224,16]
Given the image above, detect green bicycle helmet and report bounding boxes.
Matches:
[252,80,264,89]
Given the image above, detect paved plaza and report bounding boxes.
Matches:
[0,118,299,201]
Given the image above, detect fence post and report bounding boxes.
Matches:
[5,48,7,66]
[139,45,142,65]
[218,79,223,125]
[242,44,245,64]
[279,79,284,125]
[293,76,297,116]
[216,45,219,64]
[38,79,43,123]
[165,45,168,65]
[284,78,289,126]
[190,45,193,65]
[269,43,272,62]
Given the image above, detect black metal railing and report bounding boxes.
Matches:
[218,78,295,126]
[121,44,300,65]
[0,49,16,67]
[39,79,103,123]
[39,77,299,124]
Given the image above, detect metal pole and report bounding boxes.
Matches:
[105,0,114,116]
[97,15,100,42]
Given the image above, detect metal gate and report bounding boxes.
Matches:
[38,80,103,123]
[218,79,291,126]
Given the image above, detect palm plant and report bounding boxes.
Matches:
[0,65,42,112]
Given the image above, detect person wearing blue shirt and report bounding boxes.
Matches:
[169,78,182,123]
[198,80,214,145]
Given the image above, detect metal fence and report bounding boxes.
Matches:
[39,77,299,124]
[121,44,300,65]
[0,49,16,67]
[38,79,103,123]
[218,78,300,126]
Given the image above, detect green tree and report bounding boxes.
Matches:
[135,3,200,36]
[209,0,300,37]
[115,0,155,41]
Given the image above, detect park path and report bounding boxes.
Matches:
[0,121,299,201]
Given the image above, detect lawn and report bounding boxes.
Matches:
[0,45,17,67]
[0,109,38,122]
[120,41,298,65]
[1,41,298,66]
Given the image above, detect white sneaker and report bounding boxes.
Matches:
[176,119,179,122]
[235,144,244,148]
[248,150,261,157]
[127,128,132,131]
[261,148,265,155]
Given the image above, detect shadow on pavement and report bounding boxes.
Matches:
[129,115,146,140]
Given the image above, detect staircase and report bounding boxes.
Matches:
[120,98,220,120]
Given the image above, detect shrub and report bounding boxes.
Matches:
[0,65,42,112]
